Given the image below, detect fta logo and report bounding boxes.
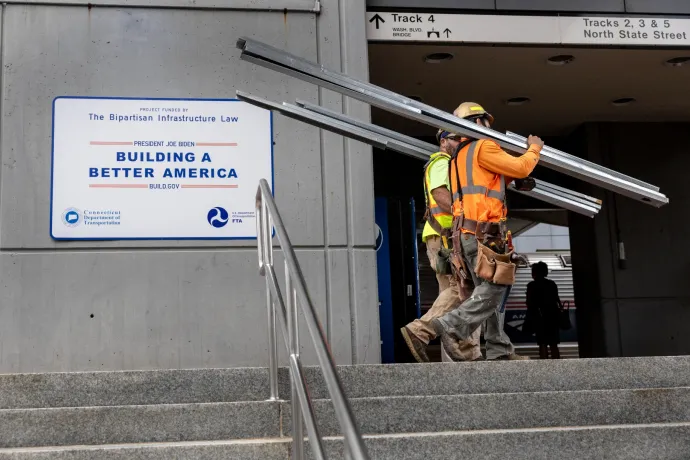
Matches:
[231,218,243,224]
[207,207,229,228]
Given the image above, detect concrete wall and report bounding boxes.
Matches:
[0,0,381,372]
[367,0,690,14]
[569,123,690,358]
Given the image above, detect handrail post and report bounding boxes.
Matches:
[286,261,305,459]
[256,198,265,275]
[262,195,279,401]
[255,178,370,460]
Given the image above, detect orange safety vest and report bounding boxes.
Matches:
[450,140,507,229]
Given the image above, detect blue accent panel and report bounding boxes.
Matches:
[375,197,395,364]
[410,198,421,319]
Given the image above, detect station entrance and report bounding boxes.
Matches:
[370,43,690,362]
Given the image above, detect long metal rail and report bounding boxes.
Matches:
[504,131,659,192]
[239,91,601,217]
[295,100,602,212]
[294,99,602,217]
[236,37,668,208]
[256,180,370,460]
[296,99,435,152]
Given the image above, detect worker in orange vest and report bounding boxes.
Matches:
[400,129,482,363]
[431,102,543,361]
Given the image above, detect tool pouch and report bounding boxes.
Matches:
[474,243,517,286]
[449,218,469,284]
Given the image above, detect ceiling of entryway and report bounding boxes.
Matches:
[368,44,690,137]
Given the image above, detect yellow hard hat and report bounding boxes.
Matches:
[454,102,494,124]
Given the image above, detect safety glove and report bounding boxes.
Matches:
[510,252,530,267]
[514,177,536,191]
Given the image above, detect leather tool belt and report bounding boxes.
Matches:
[452,215,516,286]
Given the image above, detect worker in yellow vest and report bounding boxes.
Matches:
[431,102,543,361]
[400,129,482,363]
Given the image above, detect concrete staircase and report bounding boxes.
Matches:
[0,356,688,459]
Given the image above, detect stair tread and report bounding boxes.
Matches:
[1,356,688,409]
[3,421,688,452]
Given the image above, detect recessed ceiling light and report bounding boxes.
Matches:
[506,97,531,106]
[611,97,636,106]
[665,56,690,67]
[424,52,454,64]
[547,55,575,66]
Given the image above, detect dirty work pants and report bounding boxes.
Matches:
[407,235,482,361]
[435,234,515,360]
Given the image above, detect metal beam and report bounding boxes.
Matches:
[238,91,600,217]
[236,37,668,208]
[505,131,659,192]
[296,100,434,152]
[297,98,601,216]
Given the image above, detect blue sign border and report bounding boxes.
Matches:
[50,96,275,241]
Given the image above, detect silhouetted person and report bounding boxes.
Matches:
[525,261,562,359]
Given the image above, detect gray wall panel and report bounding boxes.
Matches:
[585,126,617,301]
[326,249,354,364]
[367,0,495,9]
[601,300,623,357]
[606,123,687,300]
[496,0,624,12]
[618,299,690,357]
[270,250,329,367]
[0,6,323,249]
[573,122,690,358]
[352,249,381,364]
[0,3,381,372]
[6,0,316,9]
[0,249,337,373]
[340,1,376,249]
[626,0,690,14]
[317,1,348,247]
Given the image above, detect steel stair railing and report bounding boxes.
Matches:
[256,179,370,460]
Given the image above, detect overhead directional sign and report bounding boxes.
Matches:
[366,12,690,46]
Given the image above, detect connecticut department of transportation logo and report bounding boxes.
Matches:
[61,208,81,227]
[207,207,229,228]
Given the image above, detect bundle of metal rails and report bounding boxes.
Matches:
[235,37,669,210]
[237,92,601,217]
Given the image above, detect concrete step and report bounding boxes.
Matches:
[0,368,270,409]
[4,385,688,448]
[298,356,690,399]
[1,356,688,409]
[320,422,690,460]
[1,423,688,459]
[286,387,690,436]
[0,440,289,460]
[0,401,281,448]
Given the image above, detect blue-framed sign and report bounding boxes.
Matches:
[50,96,274,240]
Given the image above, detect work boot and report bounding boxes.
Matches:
[400,326,429,363]
[438,333,467,362]
[431,319,478,362]
[491,353,530,361]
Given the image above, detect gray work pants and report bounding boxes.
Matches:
[435,234,515,360]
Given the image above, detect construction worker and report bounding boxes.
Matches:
[431,102,543,361]
[400,130,482,363]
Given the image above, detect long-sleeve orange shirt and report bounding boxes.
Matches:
[477,140,541,180]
